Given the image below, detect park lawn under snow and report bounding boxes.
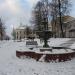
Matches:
[0,38,75,75]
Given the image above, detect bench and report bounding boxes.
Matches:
[26,41,38,49]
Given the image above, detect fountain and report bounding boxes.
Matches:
[16,0,75,62]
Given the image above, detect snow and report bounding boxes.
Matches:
[33,48,74,54]
[39,55,46,62]
[0,38,75,75]
[70,43,75,49]
[48,38,70,47]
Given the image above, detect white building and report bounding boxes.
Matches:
[14,25,26,40]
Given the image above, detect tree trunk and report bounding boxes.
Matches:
[58,0,64,38]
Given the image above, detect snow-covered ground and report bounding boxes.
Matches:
[0,38,75,75]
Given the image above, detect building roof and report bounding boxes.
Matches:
[54,15,75,24]
[63,16,75,23]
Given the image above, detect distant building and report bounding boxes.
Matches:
[14,25,26,40]
[51,16,75,38]
[13,25,38,40]
[66,19,75,38]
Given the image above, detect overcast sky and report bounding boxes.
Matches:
[0,0,75,37]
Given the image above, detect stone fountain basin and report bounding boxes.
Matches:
[16,47,75,62]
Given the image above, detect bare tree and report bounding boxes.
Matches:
[32,1,44,31]
[32,0,51,32]
[50,0,58,37]
[0,18,5,40]
[50,0,71,37]
[32,0,52,47]
[11,30,16,40]
[25,26,32,38]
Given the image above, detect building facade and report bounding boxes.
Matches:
[14,25,37,40]
[51,16,75,38]
[14,26,26,40]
